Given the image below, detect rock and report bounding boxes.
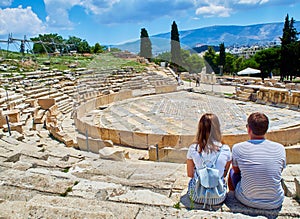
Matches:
[108,189,174,207]
[295,177,300,200]
[99,147,126,161]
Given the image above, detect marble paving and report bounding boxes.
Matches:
[96,91,300,135]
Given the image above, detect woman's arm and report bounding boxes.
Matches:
[186,159,195,178]
[232,165,240,173]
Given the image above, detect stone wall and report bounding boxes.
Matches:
[236,83,300,108]
[257,87,300,107]
[74,88,300,164]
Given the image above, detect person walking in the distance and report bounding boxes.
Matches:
[195,76,200,87]
[228,112,286,210]
[186,113,231,207]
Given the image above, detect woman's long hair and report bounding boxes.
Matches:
[195,113,222,153]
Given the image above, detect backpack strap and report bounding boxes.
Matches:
[199,146,223,168]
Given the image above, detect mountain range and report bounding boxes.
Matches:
[114,22,300,54]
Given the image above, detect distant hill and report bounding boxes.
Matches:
[114,22,300,54]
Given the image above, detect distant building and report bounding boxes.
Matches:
[226,42,278,58]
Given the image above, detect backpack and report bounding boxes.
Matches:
[188,147,227,208]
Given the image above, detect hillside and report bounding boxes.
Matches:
[114,22,300,54]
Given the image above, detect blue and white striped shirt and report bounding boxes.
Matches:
[232,139,286,209]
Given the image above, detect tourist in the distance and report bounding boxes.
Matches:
[228,112,286,209]
[195,76,200,87]
[186,113,231,205]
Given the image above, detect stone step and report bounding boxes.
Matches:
[49,92,63,99]
[30,89,57,99]
[54,94,69,103]
[24,87,49,96]
[57,100,74,114]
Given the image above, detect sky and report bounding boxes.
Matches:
[0,0,299,46]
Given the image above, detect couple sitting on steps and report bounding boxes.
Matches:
[186,112,286,210]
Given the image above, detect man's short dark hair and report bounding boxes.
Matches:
[247,112,269,136]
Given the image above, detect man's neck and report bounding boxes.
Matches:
[250,134,265,140]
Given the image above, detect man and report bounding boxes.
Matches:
[229,112,286,209]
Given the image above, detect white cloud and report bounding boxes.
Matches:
[43,0,81,28]
[193,0,298,18]
[43,0,195,26]
[42,0,300,28]
[80,0,120,15]
[0,0,13,7]
[196,4,232,17]
[43,0,119,28]
[237,0,269,4]
[0,6,46,35]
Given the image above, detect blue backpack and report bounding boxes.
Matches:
[188,148,227,208]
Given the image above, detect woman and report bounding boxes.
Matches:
[186,113,231,206]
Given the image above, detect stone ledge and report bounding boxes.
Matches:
[180,191,300,218]
[149,146,300,165]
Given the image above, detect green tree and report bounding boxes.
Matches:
[224,53,235,74]
[66,36,91,53]
[66,36,82,52]
[280,14,299,81]
[254,47,280,79]
[204,46,218,73]
[185,53,204,73]
[171,21,182,71]
[218,43,226,75]
[31,33,64,54]
[93,42,103,53]
[156,51,171,63]
[232,56,244,73]
[240,57,259,70]
[155,49,204,73]
[294,41,300,77]
[140,28,152,59]
[77,40,91,53]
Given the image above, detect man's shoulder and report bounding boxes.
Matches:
[264,139,285,149]
[232,141,249,149]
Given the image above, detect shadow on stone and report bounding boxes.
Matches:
[180,193,223,211]
[224,191,281,219]
[180,191,282,219]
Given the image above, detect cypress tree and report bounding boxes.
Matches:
[140,28,152,59]
[219,42,226,76]
[171,21,182,70]
[280,14,299,81]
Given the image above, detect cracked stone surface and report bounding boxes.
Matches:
[0,131,300,219]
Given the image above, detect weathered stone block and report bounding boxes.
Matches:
[99,147,126,161]
[0,109,6,128]
[132,132,148,149]
[222,134,248,148]
[119,130,134,146]
[107,129,121,144]
[145,134,163,147]
[148,145,188,163]
[155,85,177,94]
[25,98,37,107]
[179,135,194,148]
[295,177,300,200]
[37,98,55,110]
[158,135,180,148]
[6,109,20,123]
[3,122,24,134]
[77,134,113,153]
[285,145,300,164]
